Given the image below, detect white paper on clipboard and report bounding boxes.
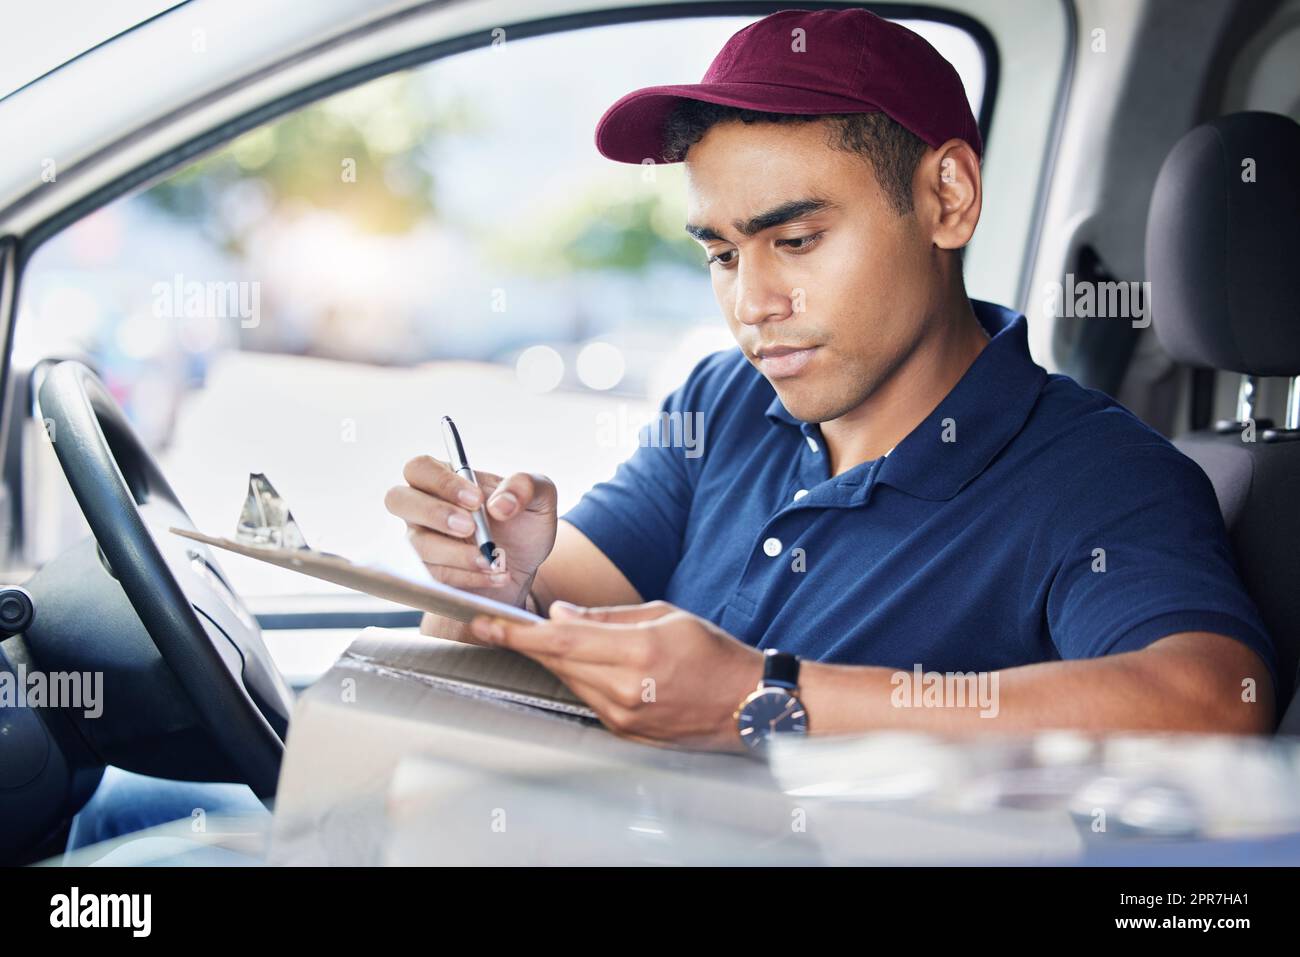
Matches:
[169,527,541,625]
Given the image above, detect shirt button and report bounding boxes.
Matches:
[793,489,808,501]
[762,537,783,557]
[806,436,819,453]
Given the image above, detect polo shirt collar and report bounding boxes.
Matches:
[763,299,1047,501]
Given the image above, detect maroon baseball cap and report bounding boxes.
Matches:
[594,7,982,165]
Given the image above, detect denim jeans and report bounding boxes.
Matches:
[65,765,272,854]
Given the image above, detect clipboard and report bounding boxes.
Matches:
[170,527,541,625]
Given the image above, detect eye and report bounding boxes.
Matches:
[706,249,736,268]
[776,230,826,252]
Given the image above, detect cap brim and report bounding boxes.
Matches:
[593,82,876,165]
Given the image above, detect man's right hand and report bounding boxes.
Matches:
[384,454,559,611]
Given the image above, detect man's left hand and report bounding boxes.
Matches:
[469,601,764,752]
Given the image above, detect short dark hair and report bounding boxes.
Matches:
[661,102,928,215]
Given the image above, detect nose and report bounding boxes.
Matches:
[731,257,793,327]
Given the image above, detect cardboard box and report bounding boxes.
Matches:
[268,628,1092,865]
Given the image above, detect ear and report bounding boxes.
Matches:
[917,138,982,251]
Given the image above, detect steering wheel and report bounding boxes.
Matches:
[37,360,290,798]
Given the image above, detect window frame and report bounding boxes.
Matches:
[0,1,1003,628]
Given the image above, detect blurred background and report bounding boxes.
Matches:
[12,15,983,597]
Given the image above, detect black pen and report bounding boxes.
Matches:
[440,416,500,569]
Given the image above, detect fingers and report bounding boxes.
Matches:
[538,670,637,729]
[384,484,486,541]
[529,655,646,708]
[388,456,523,586]
[466,601,679,658]
[486,472,556,522]
[508,649,670,747]
[548,600,675,624]
[404,526,510,585]
[420,612,494,648]
[415,559,512,592]
[391,460,551,529]
[469,614,642,665]
[401,454,499,508]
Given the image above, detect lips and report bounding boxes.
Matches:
[755,344,819,379]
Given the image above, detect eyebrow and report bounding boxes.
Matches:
[684,197,839,243]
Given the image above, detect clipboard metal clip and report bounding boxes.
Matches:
[236,472,309,550]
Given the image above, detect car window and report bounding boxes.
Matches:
[12,15,987,599]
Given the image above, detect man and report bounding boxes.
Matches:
[386,8,1277,753]
[63,9,1280,855]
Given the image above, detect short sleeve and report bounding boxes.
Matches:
[561,353,719,601]
[1045,441,1280,695]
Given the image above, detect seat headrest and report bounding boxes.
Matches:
[1146,111,1300,376]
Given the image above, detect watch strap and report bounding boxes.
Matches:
[762,649,800,690]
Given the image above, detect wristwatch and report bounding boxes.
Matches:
[735,649,808,756]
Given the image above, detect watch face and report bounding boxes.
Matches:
[737,688,807,753]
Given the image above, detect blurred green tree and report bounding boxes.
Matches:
[140,73,459,253]
[141,71,703,279]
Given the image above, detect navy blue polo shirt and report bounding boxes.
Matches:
[562,300,1280,693]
